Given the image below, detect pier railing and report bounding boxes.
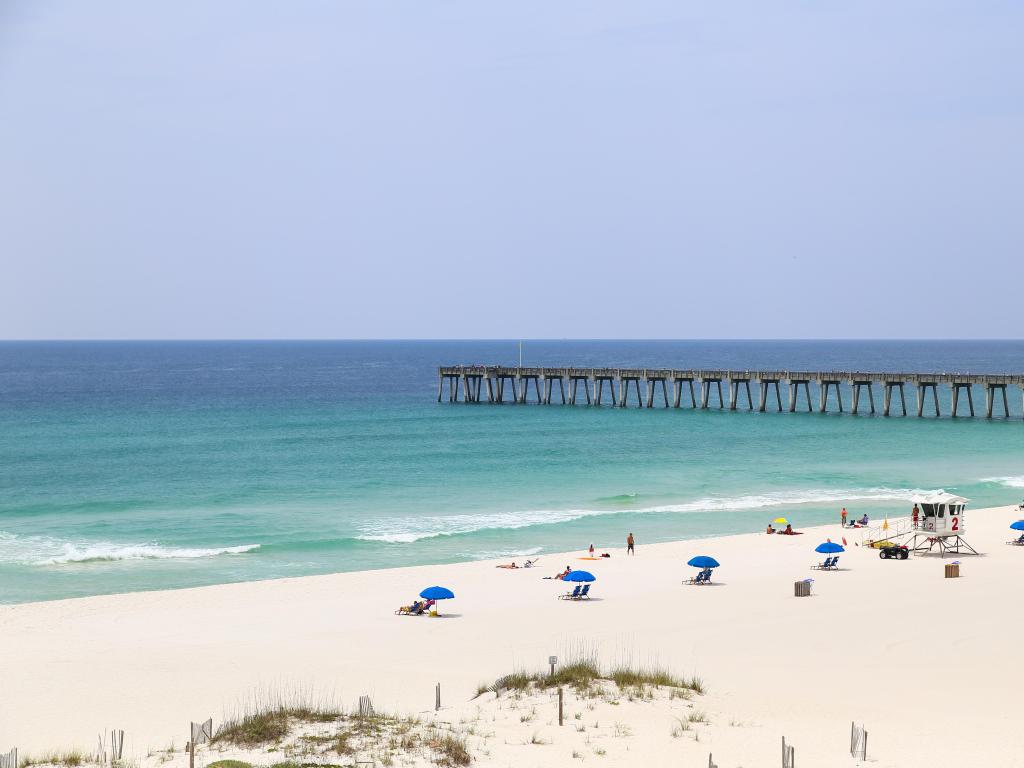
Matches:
[437,366,1024,418]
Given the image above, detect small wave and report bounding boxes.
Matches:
[459,546,543,561]
[0,532,260,566]
[980,476,1024,489]
[355,487,927,544]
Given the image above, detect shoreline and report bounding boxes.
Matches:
[3,504,1022,767]
[1,517,860,610]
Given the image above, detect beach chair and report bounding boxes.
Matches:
[1007,534,1024,546]
[395,600,423,615]
[811,556,834,571]
[829,556,840,570]
[577,584,591,599]
[685,569,710,585]
[559,585,582,600]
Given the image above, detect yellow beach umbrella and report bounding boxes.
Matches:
[772,517,789,525]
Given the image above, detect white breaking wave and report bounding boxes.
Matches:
[0,532,260,566]
[980,476,1024,489]
[459,546,544,561]
[355,487,927,544]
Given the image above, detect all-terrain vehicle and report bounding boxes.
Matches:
[878,543,909,560]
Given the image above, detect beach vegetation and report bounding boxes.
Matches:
[205,762,253,768]
[482,655,703,700]
[427,731,471,766]
[214,691,342,747]
[670,717,692,738]
[19,751,87,768]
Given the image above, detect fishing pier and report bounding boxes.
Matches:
[438,366,1024,418]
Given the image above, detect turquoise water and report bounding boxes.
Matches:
[1,340,1022,604]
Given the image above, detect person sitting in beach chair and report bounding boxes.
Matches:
[396,600,424,615]
[685,568,711,585]
[559,585,582,600]
[858,514,870,526]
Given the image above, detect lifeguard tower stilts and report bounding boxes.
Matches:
[906,490,979,555]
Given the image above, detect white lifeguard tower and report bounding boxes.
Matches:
[907,490,979,555]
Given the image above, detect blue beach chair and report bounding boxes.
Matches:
[559,585,582,600]
[577,584,591,599]
[811,556,834,571]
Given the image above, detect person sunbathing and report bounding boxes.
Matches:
[397,600,424,615]
[766,524,775,534]
[783,524,794,535]
[555,565,573,580]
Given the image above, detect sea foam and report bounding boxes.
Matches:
[355,487,927,544]
[980,476,1024,489]
[0,533,260,565]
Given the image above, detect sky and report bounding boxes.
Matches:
[1,1,1022,340]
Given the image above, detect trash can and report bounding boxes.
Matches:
[944,563,960,579]
[794,580,812,597]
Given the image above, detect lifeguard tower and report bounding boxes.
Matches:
[907,490,979,555]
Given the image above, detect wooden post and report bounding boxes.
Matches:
[435,682,441,711]
[558,687,564,726]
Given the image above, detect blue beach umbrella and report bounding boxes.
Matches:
[814,542,845,554]
[419,586,455,600]
[563,570,596,583]
[1010,520,1024,531]
[687,556,720,569]
[419,586,455,615]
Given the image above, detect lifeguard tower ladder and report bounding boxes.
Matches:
[905,491,979,555]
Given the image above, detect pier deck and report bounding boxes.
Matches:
[438,366,1024,418]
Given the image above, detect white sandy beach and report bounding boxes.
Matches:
[2,504,1023,767]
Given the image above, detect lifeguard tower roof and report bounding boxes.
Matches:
[912,490,968,506]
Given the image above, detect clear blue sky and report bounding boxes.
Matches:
[1,1,1021,339]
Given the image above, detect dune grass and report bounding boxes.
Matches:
[483,654,703,698]
[428,732,471,767]
[19,751,86,768]
[213,705,341,747]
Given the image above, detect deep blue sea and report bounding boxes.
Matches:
[1,340,1022,604]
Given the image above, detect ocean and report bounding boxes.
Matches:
[1,340,1022,604]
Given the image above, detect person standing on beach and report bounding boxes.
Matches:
[627,533,635,555]
[841,507,847,527]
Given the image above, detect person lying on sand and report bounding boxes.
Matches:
[496,562,518,569]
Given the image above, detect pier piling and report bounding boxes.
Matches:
[439,367,1024,420]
